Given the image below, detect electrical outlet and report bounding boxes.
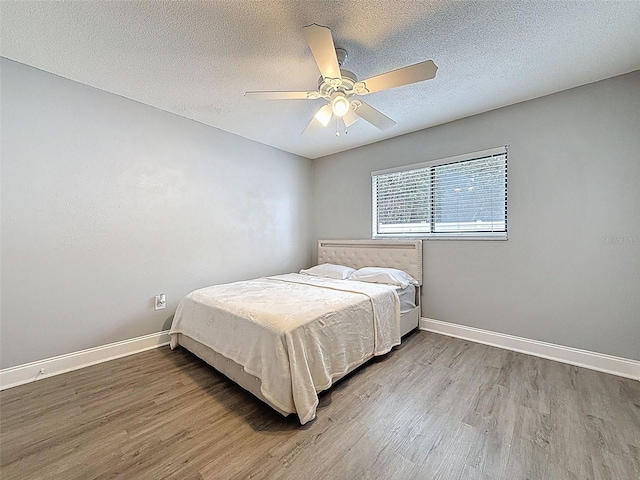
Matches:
[155,294,166,310]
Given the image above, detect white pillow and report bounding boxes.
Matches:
[299,263,355,280]
[349,267,419,288]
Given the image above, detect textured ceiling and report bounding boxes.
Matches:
[2,1,639,159]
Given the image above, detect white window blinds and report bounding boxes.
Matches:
[372,147,507,238]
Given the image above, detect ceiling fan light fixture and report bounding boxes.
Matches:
[331,93,350,117]
[314,104,333,126]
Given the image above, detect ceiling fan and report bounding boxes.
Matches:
[245,24,438,136]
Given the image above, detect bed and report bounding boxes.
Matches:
[169,239,422,424]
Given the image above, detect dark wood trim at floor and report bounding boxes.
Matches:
[1,331,639,479]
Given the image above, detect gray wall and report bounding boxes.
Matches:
[2,58,638,368]
[314,71,640,361]
[1,59,313,368]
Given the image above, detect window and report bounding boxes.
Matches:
[372,147,507,239]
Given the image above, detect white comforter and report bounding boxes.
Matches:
[169,273,400,424]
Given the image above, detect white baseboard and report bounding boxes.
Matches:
[0,331,171,391]
[3,322,637,391]
[420,318,640,381]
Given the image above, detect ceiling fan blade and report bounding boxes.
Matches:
[301,117,323,136]
[357,60,438,95]
[353,102,396,130]
[302,24,342,82]
[245,91,320,100]
[343,108,359,128]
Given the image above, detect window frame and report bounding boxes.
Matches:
[371,146,508,240]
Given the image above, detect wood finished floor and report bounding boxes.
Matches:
[1,332,639,480]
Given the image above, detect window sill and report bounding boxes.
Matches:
[373,233,508,241]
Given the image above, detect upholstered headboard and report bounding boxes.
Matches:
[317,239,423,285]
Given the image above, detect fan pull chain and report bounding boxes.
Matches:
[335,118,349,136]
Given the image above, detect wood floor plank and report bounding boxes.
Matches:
[413,421,479,479]
[503,405,550,479]
[389,406,452,465]
[627,444,640,478]
[459,464,494,480]
[362,444,420,480]
[548,385,597,479]
[1,332,638,480]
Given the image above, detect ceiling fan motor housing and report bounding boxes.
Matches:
[335,48,347,67]
[318,69,358,98]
